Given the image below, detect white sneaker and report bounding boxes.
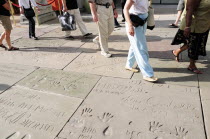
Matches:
[125,67,139,73]
[93,37,100,49]
[101,51,112,58]
[143,76,158,83]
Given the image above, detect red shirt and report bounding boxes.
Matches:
[48,0,62,11]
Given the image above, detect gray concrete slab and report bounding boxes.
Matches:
[0,63,37,93]
[17,68,101,99]
[0,46,81,69]
[63,52,133,78]
[0,86,82,139]
[58,77,205,139]
[200,87,210,139]
[132,58,199,87]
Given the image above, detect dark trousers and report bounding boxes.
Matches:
[121,1,126,20]
[26,16,36,37]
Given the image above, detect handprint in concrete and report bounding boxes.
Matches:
[81,108,93,117]
[175,126,188,139]
[98,112,114,123]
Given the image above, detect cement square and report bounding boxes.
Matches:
[58,77,205,139]
[17,68,101,99]
[0,46,81,69]
[132,58,199,87]
[0,86,82,139]
[63,52,133,78]
[0,63,37,93]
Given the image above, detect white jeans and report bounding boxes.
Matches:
[65,8,88,37]
[126,13,154,78]
[96,5,114,53]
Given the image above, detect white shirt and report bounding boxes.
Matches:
[129,0,149,14]
[18,0,37,9]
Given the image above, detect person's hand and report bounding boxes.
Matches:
[36,7,40,13]
[62,6,68,12]
[20,8,24,14]
[184,27,191,38]
[92,13,98,22]
[113,9,118,18]
[128,24,134,36]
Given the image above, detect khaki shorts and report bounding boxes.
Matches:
[0,15,12,31]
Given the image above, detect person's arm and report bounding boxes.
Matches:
[30,0,40,12]
[184,0,201,37]
[2,1,11,11]
[89,1,98,22]
[61,0,68,12]
[112,2,118,18]
[123,0,134,36]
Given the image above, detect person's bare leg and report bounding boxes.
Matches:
[5,30,12,49]
[0,32,6,45]
[172,44,188,61]
[174,10,183,25]
[188,59,202,74]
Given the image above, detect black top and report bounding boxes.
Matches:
[66,0,78,10]
[0,0,10,16]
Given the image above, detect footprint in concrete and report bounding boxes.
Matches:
[103,126,112,136]
[98,112,114,123]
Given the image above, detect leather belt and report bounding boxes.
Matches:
[96,2,111,8]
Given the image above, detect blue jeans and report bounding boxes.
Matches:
[125,13,154,78]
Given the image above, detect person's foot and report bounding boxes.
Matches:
[65,36,74,40]
[93,37,100,49]
[143,76,158,83]
[172,50,180,62]
[31,36,38,40]
[83,33,93,38]
[101,51,112,58]
[187,67,203,74]
[125,67,139,73]
[8,46,19,51]
[0,44,8,50]
[122,19,125,22]
[169,23,178,28]
[115,24,122,28]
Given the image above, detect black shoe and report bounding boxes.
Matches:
[83,33,93,38]
[65,36,74,40]
[115,24,122,28]
[31,36,38,40]
[122,19,125,22]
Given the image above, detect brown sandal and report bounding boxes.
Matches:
[8,46,19,51]
[187,67,203,74]
[0,44,7,50]
[172,50,180,62]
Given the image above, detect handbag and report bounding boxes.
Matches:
[58,12,76,31]
[23,1,35,18]
[147,0,155,30]
[130,14,147,27]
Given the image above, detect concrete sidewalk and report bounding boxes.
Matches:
[0,5,209,139]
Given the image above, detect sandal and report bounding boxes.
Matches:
[8,46,19,51]
[169,23,178,28]
[0,44,7,50]
[172,50,179,62]
[187,67,203,74]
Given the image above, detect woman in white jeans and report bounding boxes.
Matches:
[124,0,158,82]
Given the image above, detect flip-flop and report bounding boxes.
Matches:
[172,50,179,62]
[169,23,178,28]
[0,44,7,50]
[8,46,19,51]
[187,67,203,74]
